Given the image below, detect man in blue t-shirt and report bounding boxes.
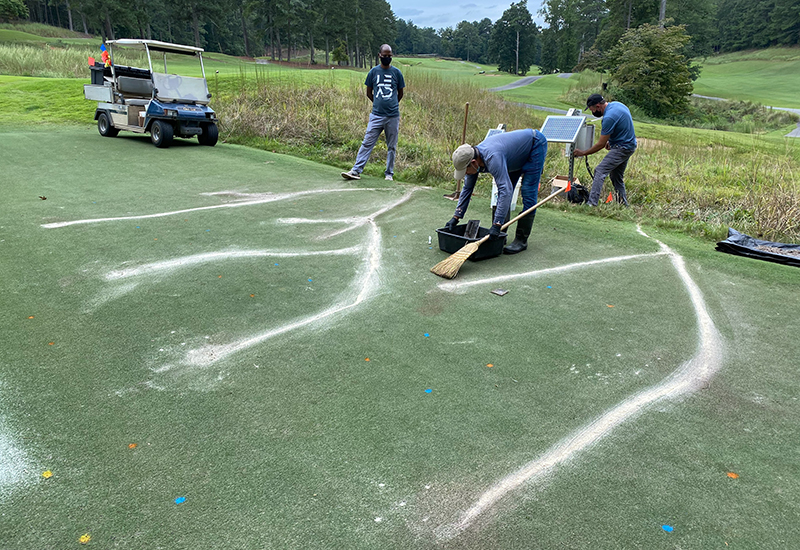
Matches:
[573,94,637,206]
[341,44,405,182]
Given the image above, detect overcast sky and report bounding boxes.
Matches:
[392,0,546,30]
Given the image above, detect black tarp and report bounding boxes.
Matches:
[716,228,800,267]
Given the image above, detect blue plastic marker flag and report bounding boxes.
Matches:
[424,333,430,337]
[308,278,313,282]
[100,44,106,51]
[175,497,186,504]
[425,389,432,393]
[662,525,673,533]
[547,286,552,289]
[136,226,140,229]
[274,263,279,266]
[206,229,210,232]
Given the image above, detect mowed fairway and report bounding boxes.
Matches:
[2,126,800,548]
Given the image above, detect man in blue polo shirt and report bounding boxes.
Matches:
[444,128,548,255]
[573,94,637,206]
[341,44,405,181]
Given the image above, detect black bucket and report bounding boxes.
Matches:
[435,225,507,261]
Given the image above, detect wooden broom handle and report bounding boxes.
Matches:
[461,102,469,144]
[471,185,568,247]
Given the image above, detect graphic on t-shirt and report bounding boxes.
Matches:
[375,74,394,100]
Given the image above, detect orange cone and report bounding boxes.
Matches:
[605,191,614,203]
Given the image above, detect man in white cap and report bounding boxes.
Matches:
[444,129,548,254]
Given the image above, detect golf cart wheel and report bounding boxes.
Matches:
[198,123,218,146]
[97,112,119,137]
[151,120,174,148]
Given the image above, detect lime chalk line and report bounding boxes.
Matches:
[168,190,415,369]
[434,227,723,540]
[41,188,388,229]
[437,252,667,292]
[105,246,362,280]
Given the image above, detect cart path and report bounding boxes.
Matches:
[41,188,389,229]
[488,75,544,92]
[434,226,724,541]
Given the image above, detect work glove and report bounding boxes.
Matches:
[488,224,503,241]
[444,216,460,232]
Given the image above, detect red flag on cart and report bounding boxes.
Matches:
[88,57,95,66]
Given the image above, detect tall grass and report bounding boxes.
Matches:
[0,42,146,78]
[211,65,800,241]
[214,65,546,192]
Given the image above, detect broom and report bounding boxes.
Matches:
[430,179,572,279]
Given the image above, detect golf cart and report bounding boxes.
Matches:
[83,39,218,148]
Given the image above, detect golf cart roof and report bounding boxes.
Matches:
[106,39,204,55]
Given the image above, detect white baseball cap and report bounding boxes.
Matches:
[452,143,474,181]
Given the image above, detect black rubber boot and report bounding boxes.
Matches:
[503,215,534,254]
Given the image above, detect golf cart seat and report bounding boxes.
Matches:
[117,76,153,97]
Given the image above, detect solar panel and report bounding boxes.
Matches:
[540,116,586,143]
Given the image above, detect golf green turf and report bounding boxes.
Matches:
[1,127,799,548]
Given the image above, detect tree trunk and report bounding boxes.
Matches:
[56,0,62,28]
[276,29,282,62]
[310,30,315,64]
[65,0,73,31]
[105,11,115,41]
[285,19,291,62]
[325,34,329,65]
[192,6,201,48]
[659,0,667,27]
[240,6,250,57]
[626,0,632,30]
[81,12,88,35]
[147,23,152,40]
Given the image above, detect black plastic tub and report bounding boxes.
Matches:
[435,225,507,261]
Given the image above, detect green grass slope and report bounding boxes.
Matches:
[1,126,800,549]
[694,47,800,108]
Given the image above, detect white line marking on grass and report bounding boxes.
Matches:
[170,192,417,369]
[41,188,387,229]
[437,252,667,293]
[0,380,31,501]
[180,222,382,368]
[321,190,418,239]
[435,226,724,541]
[105,246,362,280]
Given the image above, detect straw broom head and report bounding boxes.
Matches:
[430,241,481,279]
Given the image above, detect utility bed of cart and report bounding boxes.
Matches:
[83,39,219,148]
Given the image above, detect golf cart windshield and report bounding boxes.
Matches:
[153,72,209,104]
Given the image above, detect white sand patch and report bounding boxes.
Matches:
[105,246,362,280]
[41,188,388,229]
[83,281,139,312]
[0,380,31,500]
[437,252,667,293]
[435,225,724,540]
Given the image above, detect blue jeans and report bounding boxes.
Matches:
[588,147,636,206]
[351,113,400,176]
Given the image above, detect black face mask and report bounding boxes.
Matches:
[380,56,392,66]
